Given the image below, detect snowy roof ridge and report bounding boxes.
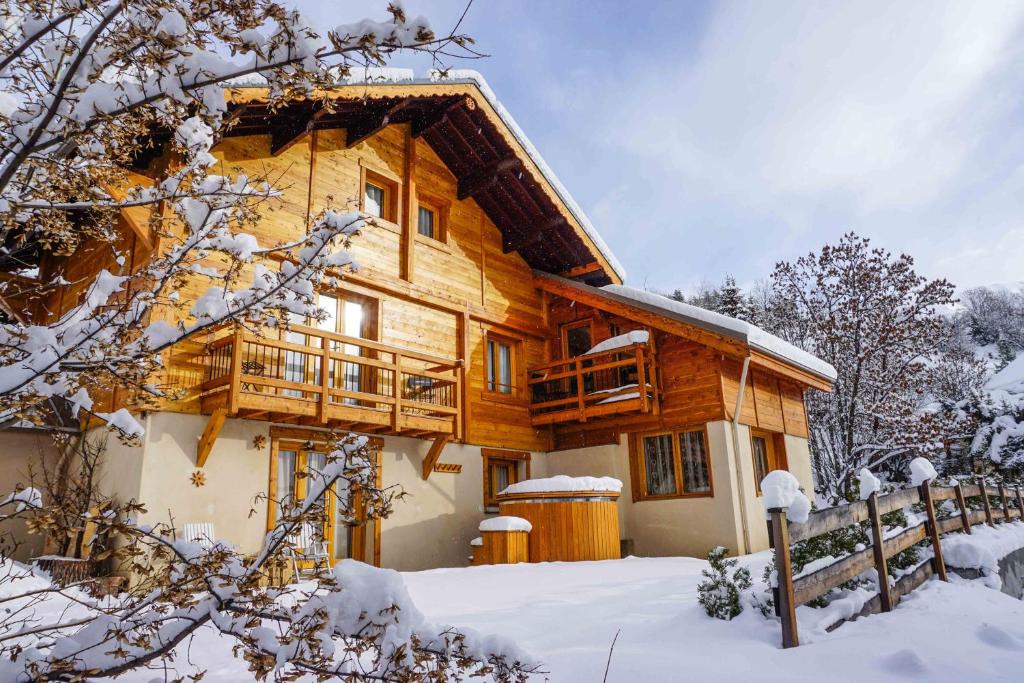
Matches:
[532,272,836,382]
[226,67,625,282]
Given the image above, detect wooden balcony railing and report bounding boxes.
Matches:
[527,342,658,426]
[200,324,462,438]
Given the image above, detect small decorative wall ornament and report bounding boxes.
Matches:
[253,435,266,451]
[190,470,206,487]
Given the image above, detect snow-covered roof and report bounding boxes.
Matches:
[533,272,836,383]
[600,283,837,382]
[985,355,1024,394]
[228,67,625,283]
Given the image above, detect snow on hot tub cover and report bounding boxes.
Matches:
[479,516,532,533]
[600,284,837,382]
[500,475,623,496]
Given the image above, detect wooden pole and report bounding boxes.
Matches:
[318,335,330,423]
[575,360,586,422]
[866,491,893,612]
[635,345,649,413]
[920,482,948,582]
[769,509,799,648]
[998,483,1011,522]
[392,352,403,431]
[228,328,243,415]
[978,478,994,526]
[954,483,971,535]
[1016,486,1024,520]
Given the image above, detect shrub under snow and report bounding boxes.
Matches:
[697,547,752,621]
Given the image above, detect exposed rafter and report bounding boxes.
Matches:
[457,156,521,200]
[270,104,337,157]
[503,216,567,254]
[345,99,413,148]
[411,96,473,138]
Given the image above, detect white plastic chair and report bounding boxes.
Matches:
[287,523,329,581]
[182,522,215,549]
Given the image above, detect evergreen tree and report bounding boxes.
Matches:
[718,275,748,320]
[697,547,752,620]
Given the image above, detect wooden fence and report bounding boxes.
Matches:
[769,478,1024,648]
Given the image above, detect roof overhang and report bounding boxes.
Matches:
[533,271,835,392]
[194,76,623,286]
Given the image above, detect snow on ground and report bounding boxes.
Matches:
[5,526,1024,681]
[404,555,1024,682]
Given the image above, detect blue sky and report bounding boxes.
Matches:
[302,1,1024,294]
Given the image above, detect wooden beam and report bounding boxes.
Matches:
[345,100,412,148]
[559,261,602,279]
[421,434,452,480]
[411,96,473,138]
[400,126,416,281]
[271,105,330,157]
[457,156,521,200]
[196,408,227,468]
[503,216,567,254]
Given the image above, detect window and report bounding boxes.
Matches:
[632,427,714,501]
[482,449,531,509]
[360,168,398,223]
[680,430,711,493]
[750,430,785,495]
[562,320,593,358]
[485,333,519,395]
[643,433,677,496]
[415,194,448,243]
[364,183,385,218]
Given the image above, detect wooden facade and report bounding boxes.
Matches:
[12,79,831,470]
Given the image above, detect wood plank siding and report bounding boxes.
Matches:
[18,82,826,453]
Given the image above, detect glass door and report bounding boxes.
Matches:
[273,441,379,565]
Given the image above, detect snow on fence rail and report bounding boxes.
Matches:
[768,479,1024,649]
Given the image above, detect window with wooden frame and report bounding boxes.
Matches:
[481,448,531,510]
[631,426,714,501]
[360,168,399,224]
[484,331,521,397]
[750,429,788,495]
[415,193,448,243]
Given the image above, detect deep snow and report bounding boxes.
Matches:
[5,533,1024,681]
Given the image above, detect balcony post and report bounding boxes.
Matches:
[635,345,649,413]
[454,360,464,440]
[228,327,243,414]
[575,359,586,422]
[319,334,330,423]
[392,352,403,431]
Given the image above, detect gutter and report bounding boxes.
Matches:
[730,356,752,555]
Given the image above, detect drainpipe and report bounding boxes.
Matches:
[730,356,752,555]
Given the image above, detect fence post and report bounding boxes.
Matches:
[1016,486,1024,521]
[954,482,971,535]
[920,482,948,582]
[998,483,1011,522]
[867,491,893,612]
[769,508,798,648]
[978,478,994,526]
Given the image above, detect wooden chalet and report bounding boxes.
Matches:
[0,72,835,569]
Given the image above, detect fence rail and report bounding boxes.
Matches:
[770,478,1024,648]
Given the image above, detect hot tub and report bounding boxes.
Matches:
[496,476,622,562]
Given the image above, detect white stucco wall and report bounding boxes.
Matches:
[0,431,59,561]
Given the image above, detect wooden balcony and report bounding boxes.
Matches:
[528,342,658,426]
[200,324,462,438]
